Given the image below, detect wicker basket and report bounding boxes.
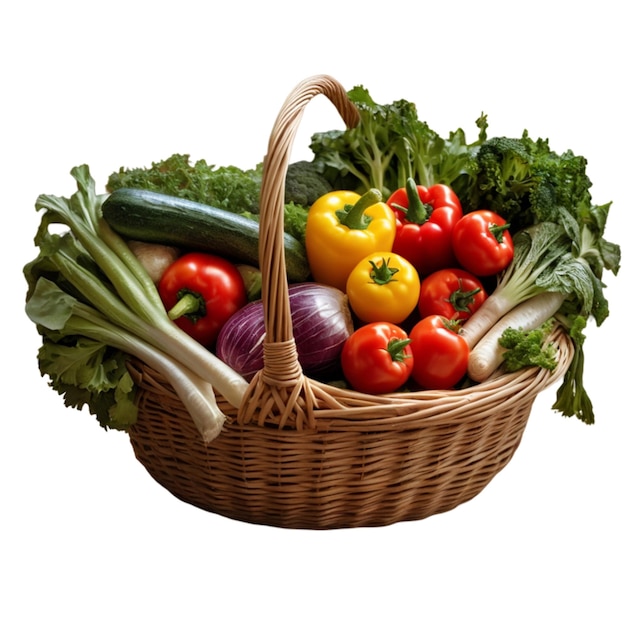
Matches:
[127,75,575,529]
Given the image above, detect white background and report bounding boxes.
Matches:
[2,2,624,624]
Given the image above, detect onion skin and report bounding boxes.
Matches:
[127,240,180,283]
[216,282,354,380]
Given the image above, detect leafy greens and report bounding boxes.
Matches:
[24,166,249,441]
[25,84,620,429]
[310,85,620,423]
[309,85,487,198]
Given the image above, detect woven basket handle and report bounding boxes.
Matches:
[237,75,359,429]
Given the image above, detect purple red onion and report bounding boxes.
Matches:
[216,282,354,380]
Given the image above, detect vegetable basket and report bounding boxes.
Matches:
[126,75,575,529]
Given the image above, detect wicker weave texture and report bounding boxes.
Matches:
[129,326,572,529]
[127,75,575,529]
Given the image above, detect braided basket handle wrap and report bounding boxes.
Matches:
[237,75,359,430]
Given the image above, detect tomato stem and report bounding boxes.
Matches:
[368,257,399,285]
[167,289,206,323]
[441,317,463,333]
[387,337,412,362]
[448,282,482,313]
[336,188,383,230]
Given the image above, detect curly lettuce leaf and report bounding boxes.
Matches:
[37,335,137,430]
[27,275,138,430]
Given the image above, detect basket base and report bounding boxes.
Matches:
[128,394,528,530]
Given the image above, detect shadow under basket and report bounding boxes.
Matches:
[127,75,575,530]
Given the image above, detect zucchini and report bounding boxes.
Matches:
[102,188,310,282]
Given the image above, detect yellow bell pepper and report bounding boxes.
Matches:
[305,189,396,291]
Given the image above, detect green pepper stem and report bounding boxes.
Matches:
[490,222,511,243]
[403,178,429,224]
[336,188,383,230]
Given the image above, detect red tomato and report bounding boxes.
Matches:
[409,315,469,389]
[158,252,247,347]
[451,209,514,276]
[418,268,487,322]
[389,180,463,277]
[341,322,414,394]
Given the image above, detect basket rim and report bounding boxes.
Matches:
[130,321,574,433]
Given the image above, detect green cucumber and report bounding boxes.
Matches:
[101,188,310,282]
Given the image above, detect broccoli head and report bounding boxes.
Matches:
[470,136,538,228]
[468,133,594,232]
[284,160,333,207]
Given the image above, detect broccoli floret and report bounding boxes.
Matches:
[284,160,333,207]
[499,321,559,373]
[478,136,534,191]
[469,133,594,232]
[471,136,538,227]
[529,145,593,223]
